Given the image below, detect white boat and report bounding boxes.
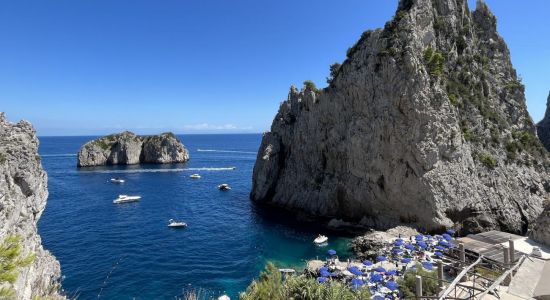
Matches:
[113,195,141,204]
[190,174,201,179]
[218,184,231,191]
[168,219,187,228]
[110,178,125,183]
[218,295,230,300]
[314,235,328,244]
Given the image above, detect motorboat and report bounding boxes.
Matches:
[190,174,201,179]
[113,195,141,204]
[314,235,328,244]
[168,219,187,228]
[110,178,125,183]
[218,295,230,300]
[218,184,231,191]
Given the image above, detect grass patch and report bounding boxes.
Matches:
[479,152,497,168]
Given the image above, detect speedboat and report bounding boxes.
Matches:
[314,235,328,244]
[218,184,231,191]
[110,178,125,183]
[168,219,187,228]
[190,174,201,179]
[113,195,141,204]
[218,295,230,300]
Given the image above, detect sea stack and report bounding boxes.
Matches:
[251,0,550,234]
[77,131,189,167]
[0,113,64,299]
[536,91,550,151]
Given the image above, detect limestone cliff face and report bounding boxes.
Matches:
[0,113,64,299]
[530,200,550,246]
[251,0,550,234]
[77,131,189,167]
[536,92,550,151]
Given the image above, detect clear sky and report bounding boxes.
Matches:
[1,0,549,136]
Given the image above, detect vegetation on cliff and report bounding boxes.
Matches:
[0,236,36,299]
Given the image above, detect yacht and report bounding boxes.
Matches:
[190,174,201,179]
[113,195,141,204]
[168,219,187,228]
[110,178,125,183]
[314,235,328,244]
[217,184,231,191]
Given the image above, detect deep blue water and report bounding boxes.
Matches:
[38,134,352,300]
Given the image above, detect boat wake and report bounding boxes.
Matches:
[80,167,236,174]
[197,149,256,154]
[41,153,77,157]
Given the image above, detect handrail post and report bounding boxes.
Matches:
[416,275,423,299]
[437,260,444,291]
[459,243,467,282]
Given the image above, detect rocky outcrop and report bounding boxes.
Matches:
[530,200,550,246]
[351,226,419,259]
[0,113,64,299]
[77,131,189,167]
[536,92,550,151]
[251,0,550,234]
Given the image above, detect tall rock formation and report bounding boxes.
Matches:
[77,131,189,167]
[0,113,64,299]
[251,0,550,234]
[530,199,550,246]
[536,91,550,151]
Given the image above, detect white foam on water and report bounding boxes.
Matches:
[41,154,77,157]
[197,149,256,154]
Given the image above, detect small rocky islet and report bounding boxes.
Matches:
[76,131,189,167]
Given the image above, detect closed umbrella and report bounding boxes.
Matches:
[392,248,403,255]
[435,245,445,251]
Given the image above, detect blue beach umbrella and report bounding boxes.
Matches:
[371,273,383,282]
[386,280,399,291]
[434,251,444,258]
[394,239,404,246]
[373,296,384,300]
[392,248,403,255]
[401,257,412,264]
[417,241,427,249]
[404,244,415,251]
[374,267,386,273]
[442,233,453,241]
[439,241,451,248]
[376,255,387,262]
[422,262,434,270]
[318,276,328,283]
[328,249,337,256]
[435,245,445,251]
[425,234,433,240]
[447,229,456,235]
[319,267,328,272]
[320,270,330,277]
[386,269,397,276]
[362,260,373,266]
[351,278,364,289]
[329,271,339,277]
[415,234,424,241]
[348,266,363,276]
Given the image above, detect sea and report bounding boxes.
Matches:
[37,134,353,300]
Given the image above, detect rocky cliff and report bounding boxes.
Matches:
[77,131,189,167]
[0,113,64,299]
[530,199,550,246]
[251,0,550,234]
[536,91,550,151]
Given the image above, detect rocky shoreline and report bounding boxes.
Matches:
[0,113,64,299]
[77,131,189,167]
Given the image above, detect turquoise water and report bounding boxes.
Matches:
[38,134,353,299]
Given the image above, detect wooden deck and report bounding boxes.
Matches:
[457,230,524,264]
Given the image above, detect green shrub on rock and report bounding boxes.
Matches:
[0,235,36,299]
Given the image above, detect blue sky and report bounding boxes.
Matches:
[1,0,549,136]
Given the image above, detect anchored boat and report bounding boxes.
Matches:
[314,235,328,244]
[110,177,125,183]
[217,183,231,191]
[113,195,141,204]
[168,219,187,228]
[190,174,201,179]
